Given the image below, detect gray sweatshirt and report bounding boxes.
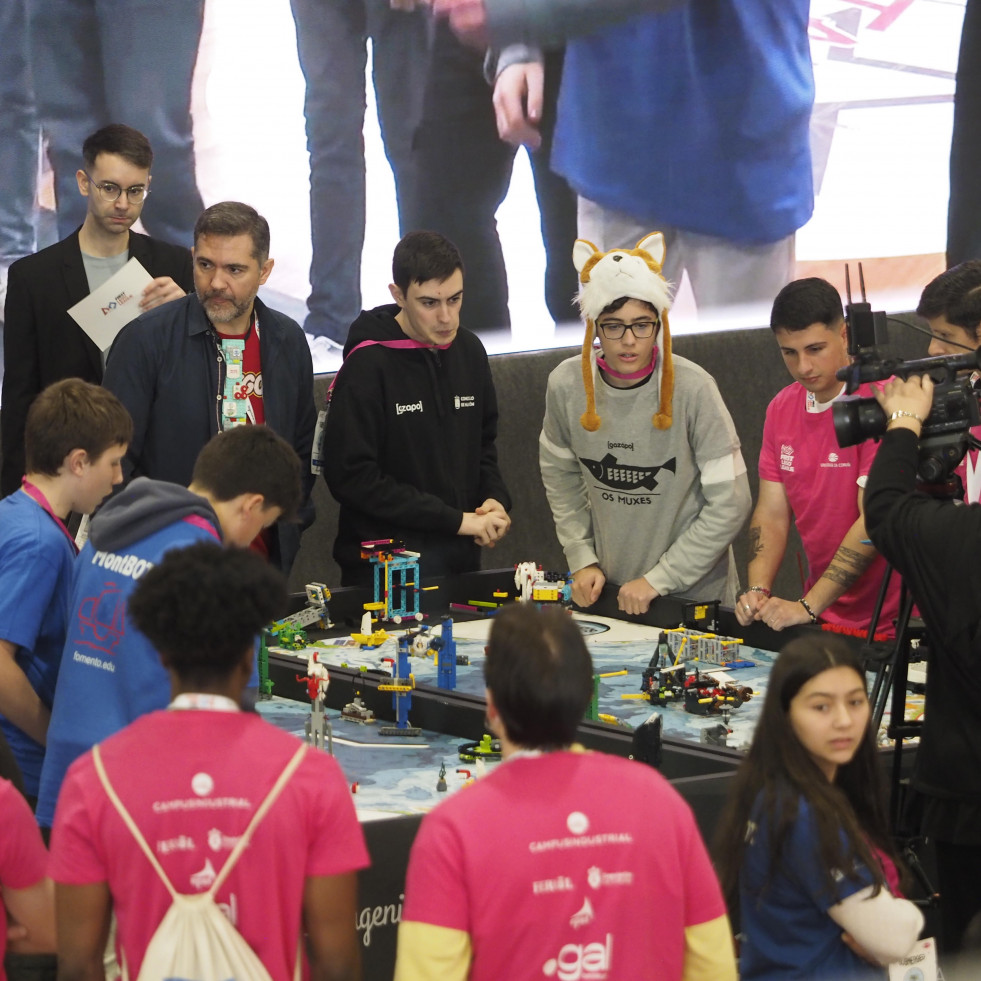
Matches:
[539,353,750,603]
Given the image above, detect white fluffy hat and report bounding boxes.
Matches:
[573,232,675,431]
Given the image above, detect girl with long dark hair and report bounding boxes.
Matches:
[714,634,923,979]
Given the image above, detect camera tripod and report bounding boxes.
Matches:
[860,563,942,915]
[861,477,966,915]
[865,565,922,821]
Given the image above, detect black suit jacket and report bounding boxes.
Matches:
[0,230,193,495]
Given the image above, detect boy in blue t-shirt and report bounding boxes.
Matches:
[0,379,132,801]
[35,425,303,828]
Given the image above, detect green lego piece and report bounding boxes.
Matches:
[258,631,274,699]
[586,675,601,721]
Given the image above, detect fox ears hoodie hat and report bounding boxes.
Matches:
[573,232,675,432]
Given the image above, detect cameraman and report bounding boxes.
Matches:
[918,260,981,502]
[865,373,981,960]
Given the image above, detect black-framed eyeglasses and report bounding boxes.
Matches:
[596,318,659,340]
[83,171,149,203]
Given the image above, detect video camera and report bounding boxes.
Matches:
[830,266,981,484]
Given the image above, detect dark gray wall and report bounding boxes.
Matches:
[0,312,928,598]
[290,313,931,595]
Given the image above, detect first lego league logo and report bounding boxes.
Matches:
[101,290,134,316]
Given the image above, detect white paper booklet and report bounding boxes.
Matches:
[67,257,153,352]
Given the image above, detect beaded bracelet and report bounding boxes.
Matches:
[745,585,771,598]
[798,597,818,623]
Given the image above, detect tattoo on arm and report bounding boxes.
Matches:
[821,566,861,589]
[748,526,763,557]
[820,544,874,590]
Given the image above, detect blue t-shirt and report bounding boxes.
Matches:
[0,492,76,796]
[36,516,220,826]
[740,796,884,981]
[553,0,814,244]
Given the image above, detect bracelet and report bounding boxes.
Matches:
[745,585,771,598]
[798,597,818,623]
[888,410,925,426]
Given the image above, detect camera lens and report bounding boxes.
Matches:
[832,396,887,448]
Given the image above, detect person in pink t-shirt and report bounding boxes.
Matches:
[395,603,736,981]
[49,543,368,981]
[737,278,901,635]
[0,777,55,976]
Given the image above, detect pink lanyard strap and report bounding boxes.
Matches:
[326,337,452,406]
[182,514,221,540]
[595,347,658,382]
[21,478,79,554]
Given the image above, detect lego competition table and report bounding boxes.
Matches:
[259,570,848,976]
[261,611,775,816]
[263,569,919,977]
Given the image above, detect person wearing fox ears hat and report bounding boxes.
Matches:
[539,233,751,615]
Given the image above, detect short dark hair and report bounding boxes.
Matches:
[194,202,270,264]
[129,542,287,687]
[82,124,153,171]
[916,260,981,341]
[484,603,593,749]
[392,231,464,294]
[599,297,659,318]
[190,426,302,520]
[770,278,844,333]
[25,379,132,476]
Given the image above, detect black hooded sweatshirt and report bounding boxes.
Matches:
[321,304,511,583]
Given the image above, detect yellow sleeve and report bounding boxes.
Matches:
[394,920,473,981]
[682,914,738,981]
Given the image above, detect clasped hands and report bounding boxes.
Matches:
[459,499,510,547]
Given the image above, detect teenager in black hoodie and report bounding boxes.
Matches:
[323,231,511,584]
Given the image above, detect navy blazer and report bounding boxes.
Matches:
[102,293,317,572]
[1,230,192,495]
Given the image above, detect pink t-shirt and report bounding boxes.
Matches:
[955,425,981,504]
[49,710,368,981]
[759,382,901,632]
[0,779,49,978]
[402,751,726,981]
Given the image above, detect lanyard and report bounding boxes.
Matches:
[596,347,658,382]
[20,478,79,554]
[218,312,259,429]
[326,337,453,406]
